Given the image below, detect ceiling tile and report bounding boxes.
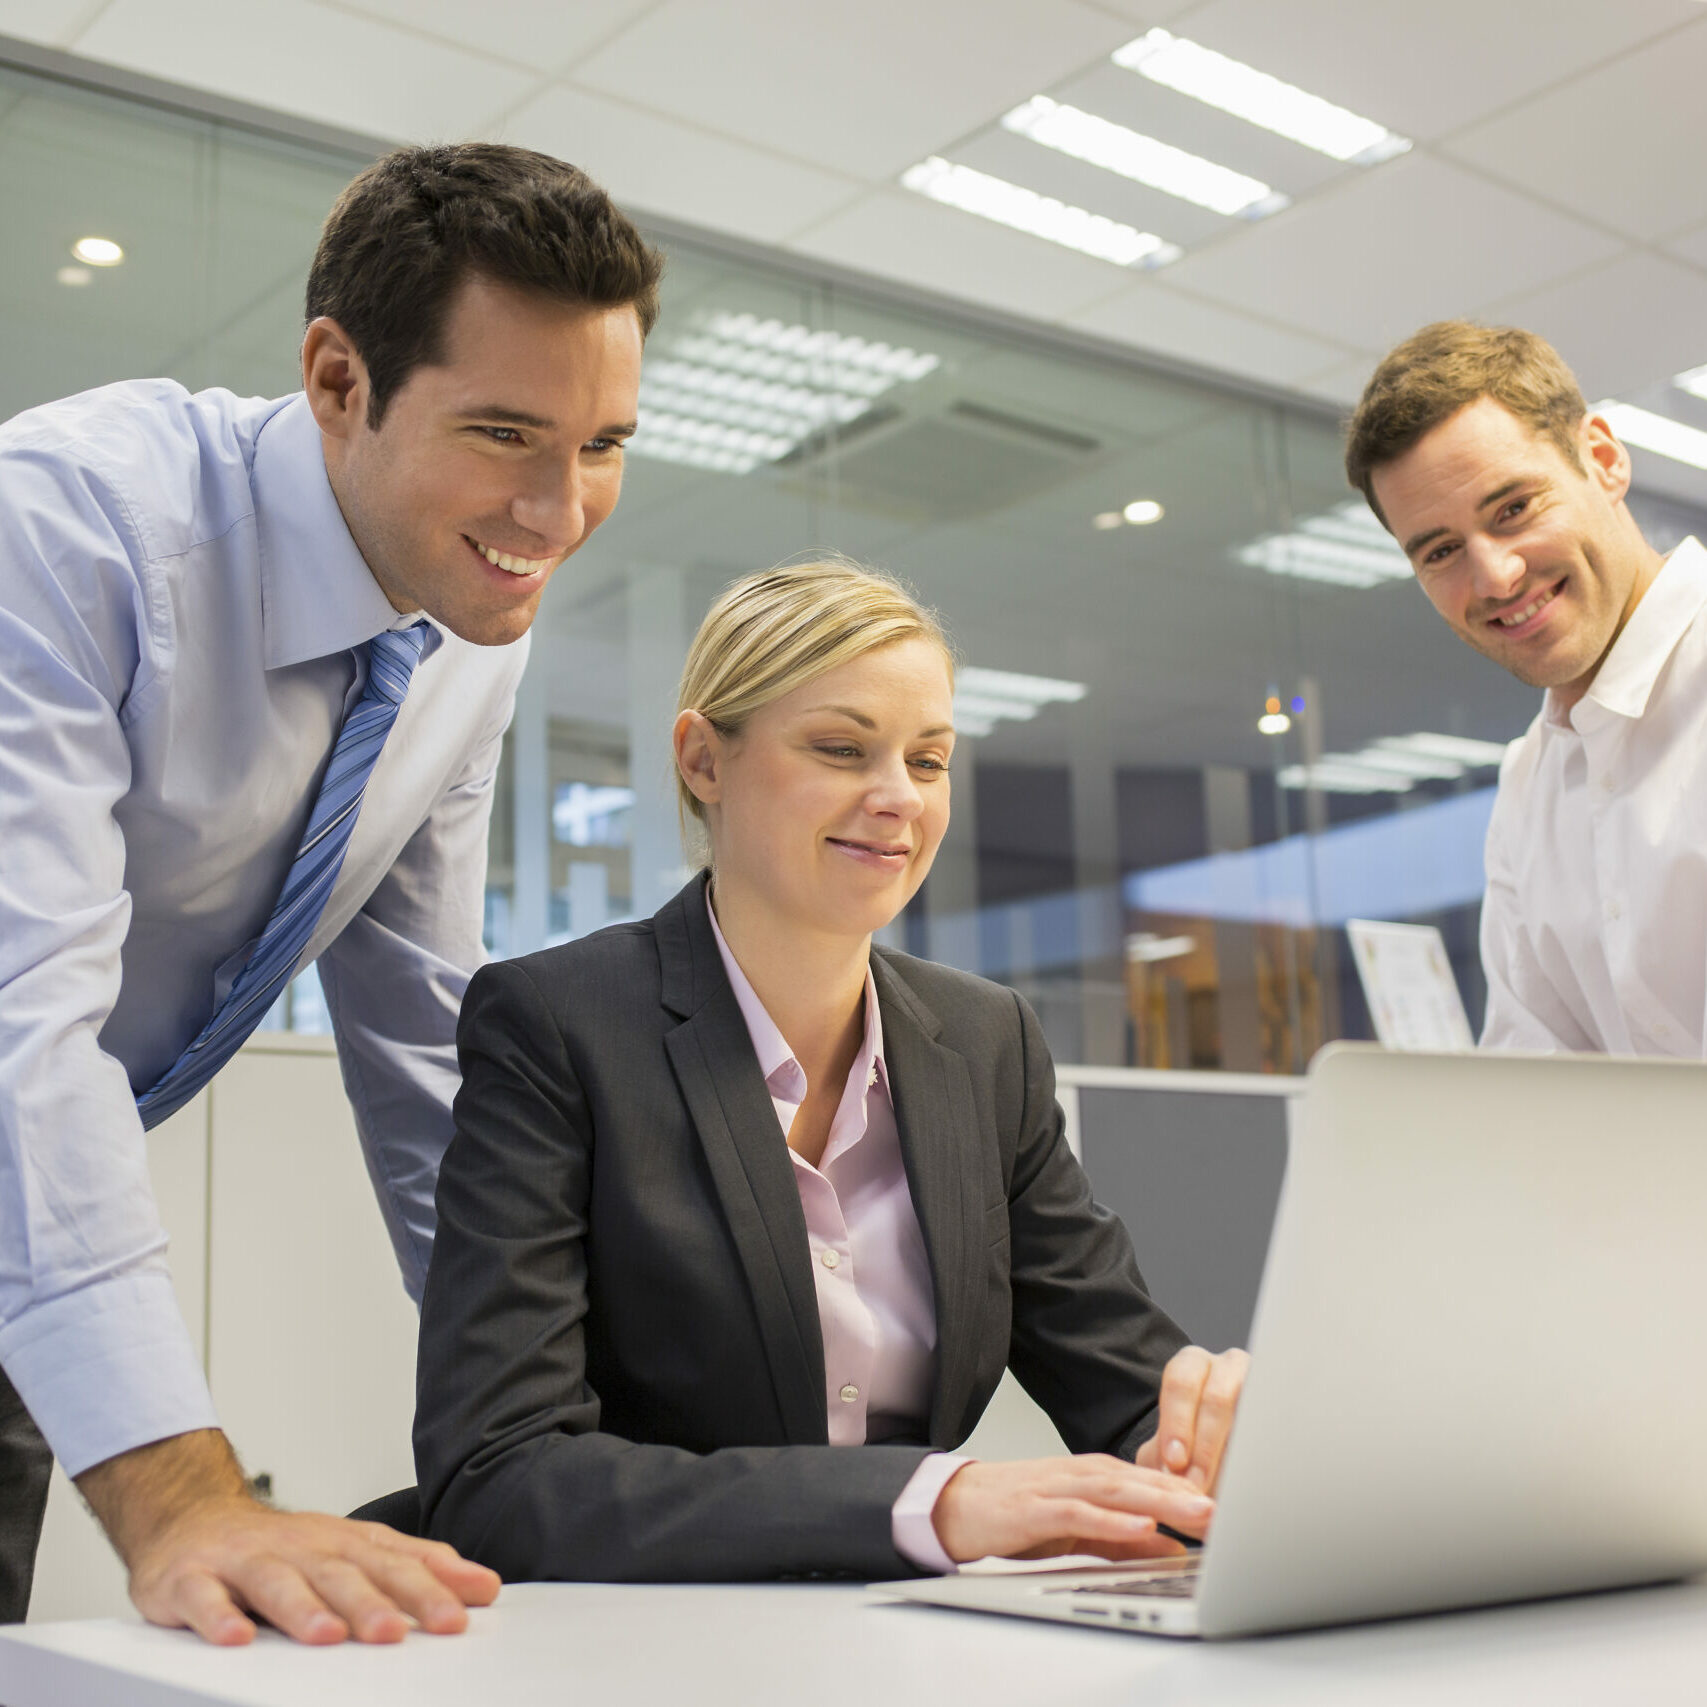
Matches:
[1663,219,1707,273]
[1066,279,1353,388]
[787,188,1134,323]
[1480,251,1707,399]
[1297,358,1376,410]
[1443,21,1707,241]
[74,0,537,141]
[1163,153,1621,353]
[1178,0,1699,144]
[328,0,652,73]
[0,0,106,45]
[567,0,1136,182]
[502,86,860,245]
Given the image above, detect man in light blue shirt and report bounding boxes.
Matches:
[0,142,656,1644]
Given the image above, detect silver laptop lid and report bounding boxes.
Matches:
[1196,1044,1707,1638]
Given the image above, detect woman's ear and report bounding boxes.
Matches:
[673,710,724,807]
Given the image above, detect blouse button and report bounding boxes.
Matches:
[839,1384,860,1403]
[821,1249,841,1270]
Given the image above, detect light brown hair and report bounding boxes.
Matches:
[675,558,953,852]
[1345,321,1589,525]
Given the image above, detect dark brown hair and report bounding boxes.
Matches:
[1345,321,1588,524]
[305,143,663,426]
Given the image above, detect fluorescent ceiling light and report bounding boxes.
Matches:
[1257,711,1291,734]
[1593,399,1707,472]
[1123,499,1164,525]
[953,665,1087,739]
[1126,932,1196,963]
[1001,95,1286,220]
[1674,363,1707,402]
[1282,730,1511,793]
[1376,732,1510,768]
[1280,760,1411,795]
[901,156,1181,269]
[1113,30,1410,165]
[957,665,1087,704]
[627,312,940,476]
[1238,499,1410,588]
[703,313,939,382]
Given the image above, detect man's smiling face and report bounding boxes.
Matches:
[311,272,643,648]
[1371,396,1656,705]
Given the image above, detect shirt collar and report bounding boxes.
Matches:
[251,393,438,670]
[704,886,888,1102]
[1545,536,1707,730]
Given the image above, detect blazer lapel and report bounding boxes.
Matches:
[873,954,989,1449]
[656,878,827,1443]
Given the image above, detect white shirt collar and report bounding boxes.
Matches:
[1546,536,1707,731]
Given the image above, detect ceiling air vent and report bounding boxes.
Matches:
[777,399,1101,525]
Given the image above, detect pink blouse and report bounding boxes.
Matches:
[707,896,965,1571]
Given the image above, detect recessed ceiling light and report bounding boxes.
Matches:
[1113,30,1410,166]
[1239,498,1410,588]
[56,265,92,287]
[1593,399,1707,472]
[1280,730,1510,793]
[901,156,1181,269]
[1257,711,1291,735]
[953,664,1087,738]
[627,311,940,476]
[1001,95,1287,220]
[1122,498,1164,525]
[70,236,124,266]
[1093,510,1126,530]
[1674,363,1707,403]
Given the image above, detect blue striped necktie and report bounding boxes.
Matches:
[136,622,431,1130]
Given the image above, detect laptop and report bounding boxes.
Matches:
[884,1043,1707,1638]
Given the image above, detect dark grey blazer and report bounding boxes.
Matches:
[414,874,1187,1583]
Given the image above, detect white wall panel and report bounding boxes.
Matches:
[29,1093,211,1624]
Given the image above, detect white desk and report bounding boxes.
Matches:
[5,1577,1707,1707]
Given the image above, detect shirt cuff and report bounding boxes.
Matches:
[0,1271,217,1477]
[891,1452,972,1574]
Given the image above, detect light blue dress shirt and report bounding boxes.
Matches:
[0,380,528,1476]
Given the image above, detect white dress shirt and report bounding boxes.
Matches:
[1481,536,1707,1056]
[0,380,527,1475]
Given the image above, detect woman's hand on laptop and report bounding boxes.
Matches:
[930,1456,1214,1564]
[1134,1345,1250,1496]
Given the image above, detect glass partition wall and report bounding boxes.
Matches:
[6,48,1639,1072]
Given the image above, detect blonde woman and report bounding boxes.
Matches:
[413,561,1247,1581]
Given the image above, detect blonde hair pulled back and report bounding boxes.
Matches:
[675,556,952,850]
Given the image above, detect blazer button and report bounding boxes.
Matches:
[839,1384,860,1403]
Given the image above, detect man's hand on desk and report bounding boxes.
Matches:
[931,1455,1214,1565]
[1134,1344,1251,1496]
[75,1428,500,1645]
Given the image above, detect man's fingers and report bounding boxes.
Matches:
[171,1571,256,1647]
[1155,1347,1213,1477]
[229,1554,348,1646]
[386,1533,501,1606]
[303,1557,412,1644]
[1188,1349,1250,1493]
[346,1544,475,1635]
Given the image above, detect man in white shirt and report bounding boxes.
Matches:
[1344,321,1700,1054]
[0,144,654,1642]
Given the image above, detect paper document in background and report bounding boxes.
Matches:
[1346,919,1474,1051]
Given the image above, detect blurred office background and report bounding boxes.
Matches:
[7,2,1707,1074]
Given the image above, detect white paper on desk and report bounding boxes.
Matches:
[1347,918,1475,1051]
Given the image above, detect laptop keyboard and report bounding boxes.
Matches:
[1048,1562,1202,1601]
